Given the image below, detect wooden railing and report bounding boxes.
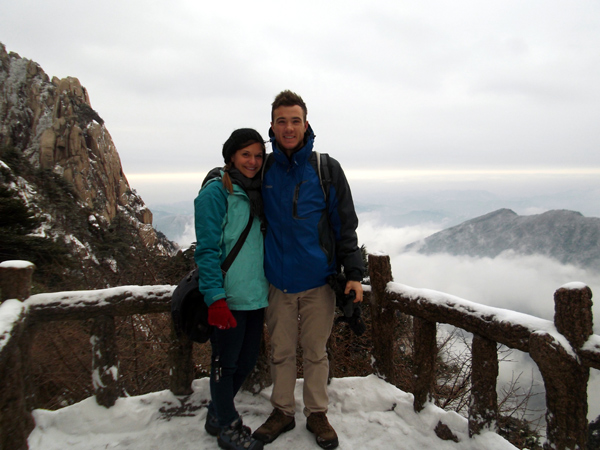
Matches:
[368,254,599,450]
[0,261,194,450]
[1,256,599,450]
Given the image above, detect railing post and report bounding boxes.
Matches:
[0,260,35,302]
[469,334,498,436]
[0,305,33,450]
[413,317,436,412]
[368,253,399,386]
[554,284,593,350]
[530,285,592,450]
[91,315,120,407]
[0,261,36,450]
[169,325,194,396]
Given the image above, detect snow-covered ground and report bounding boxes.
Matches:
[28,375,516,450]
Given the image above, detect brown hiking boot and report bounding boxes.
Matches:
[252,408,295,444]
[306,412,339,450]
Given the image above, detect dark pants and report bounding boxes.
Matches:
[209,308,265,427]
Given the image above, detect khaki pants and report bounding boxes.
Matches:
[266,284,336,417]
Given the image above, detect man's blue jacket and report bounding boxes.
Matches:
[262,125,364,294]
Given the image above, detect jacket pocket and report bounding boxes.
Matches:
[293,181,308,220]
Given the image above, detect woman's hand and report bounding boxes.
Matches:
[208,299,237,329]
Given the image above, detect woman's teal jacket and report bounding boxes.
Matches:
[193,176,268,311]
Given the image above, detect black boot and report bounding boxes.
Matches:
[218,417,264,450]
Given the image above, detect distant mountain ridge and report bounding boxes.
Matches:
[404,209,600,271]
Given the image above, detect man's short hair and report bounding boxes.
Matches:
[271,90,308,121]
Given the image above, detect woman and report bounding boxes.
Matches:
[194,128,268,450]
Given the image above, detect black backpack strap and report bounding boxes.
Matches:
[315,151,331,204]
[221,212,253,276]
[260,152,274,182]
[311,151,331,205]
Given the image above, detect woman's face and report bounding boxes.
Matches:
[230,142,264,178]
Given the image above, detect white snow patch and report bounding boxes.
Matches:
[560,281,588,290]
[28,375,517,450]
[0,300,27,353]
[0,260,35,269]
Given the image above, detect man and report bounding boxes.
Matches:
[253,90,364,450]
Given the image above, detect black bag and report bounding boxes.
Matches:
[171,212,254,343]
[172,268,211,342]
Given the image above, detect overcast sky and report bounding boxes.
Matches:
[2,0,600,206]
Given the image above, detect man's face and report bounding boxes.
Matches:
[271,105,308,156]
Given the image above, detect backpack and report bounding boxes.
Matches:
[171,268,211,343]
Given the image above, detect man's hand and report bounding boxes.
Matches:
[345,280,363,302]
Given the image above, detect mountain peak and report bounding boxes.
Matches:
[404,209,600,271]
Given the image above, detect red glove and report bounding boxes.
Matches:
[208,299,237,329]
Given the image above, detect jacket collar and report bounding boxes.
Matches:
[268,124,315,167]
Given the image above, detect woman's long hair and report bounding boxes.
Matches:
[222,162,235,193]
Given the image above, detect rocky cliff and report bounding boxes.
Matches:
[0,43,178,289]
[0,43,154,229]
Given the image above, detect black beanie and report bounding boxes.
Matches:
[222,128,265,164]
